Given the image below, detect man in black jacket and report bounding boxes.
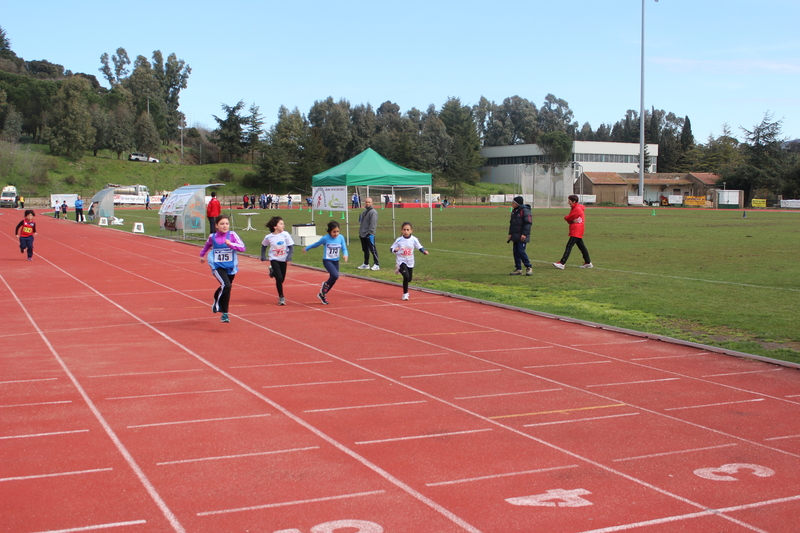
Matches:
[508,196,533,275]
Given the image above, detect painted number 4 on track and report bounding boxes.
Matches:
[274,519,383,533]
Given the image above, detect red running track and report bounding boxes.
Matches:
[2,210,800,533]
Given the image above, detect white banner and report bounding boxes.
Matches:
[780,199,800,208]
[489,195,505,203]
[312,187,347,211]
[51,194,78,208]
[158,190,195,215]
[628,196,644,205]
[668,195,683,205]
[578,195,596,204]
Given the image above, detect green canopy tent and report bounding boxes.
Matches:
[312,148,434,242]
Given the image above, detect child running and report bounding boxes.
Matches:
[390,222,429,300]
[303,220,348,305]
[199,215,246,323]
[260,216,294,306]
[15,210,37,261]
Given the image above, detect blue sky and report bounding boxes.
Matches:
[4,0,799,142]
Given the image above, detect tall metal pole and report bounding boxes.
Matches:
[638,0,646,200]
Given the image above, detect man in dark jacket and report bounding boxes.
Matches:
[508,196,533,275]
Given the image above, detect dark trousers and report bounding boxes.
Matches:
[321,259,340,293]
[559,237,591,265]
[207,216,217,233]
[399,263,414,293]
[211,268,236,313]
[20,236,34,258]
[512,241,531,270]
[75,209,84,222]
[270,260,288,297]
[360,235,379,266]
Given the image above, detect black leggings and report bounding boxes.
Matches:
[321,259,340,294]
[559,237,591,265]
[399,263,414,293]
[211,268,236,313]
[270,260,288,297]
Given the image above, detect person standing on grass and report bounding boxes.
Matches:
[199,215,245,323]
[53,202,60,219]
[261,216,294,306]
[60,201,68,220]
[15,210,37,261]
[553,194,593,270]
[207,191,221,233]
[304,220,348,305]
[357,197,380,271]
[145,193,151,210]
[508,196,533,276]
[74,195,84,223]
[390,222,429,301]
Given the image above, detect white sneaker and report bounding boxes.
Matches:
[553,262,565,270]
[371,264,380,271]
[402,293,409,301]
[357,264,370,270]
[580,262,594,269]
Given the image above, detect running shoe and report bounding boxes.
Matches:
[20,247,24,254]
[580,262,594,268]
[553,262,565,270]
[371,264,380,271]
[27,257,32,261]
[509,269,522,275]
[278,297,286,306]
[357,264,370,269]
[402,293,409,301]
[220,313,230,323]
[317,292,329,305]
[269,266,274,278]
[525,267,533,276]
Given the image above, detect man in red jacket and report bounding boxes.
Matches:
[207,191,222,233]
[553,195,593,269]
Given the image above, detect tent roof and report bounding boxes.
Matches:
[312,148,431,187]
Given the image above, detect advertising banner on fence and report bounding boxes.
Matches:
[751,199,767,208]
[685,196,706,206]
[312,187,347,211]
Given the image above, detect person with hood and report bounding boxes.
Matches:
[508,196,533,276]
[553,195,593,269]
[357,197,380,270]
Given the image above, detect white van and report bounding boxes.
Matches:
[1,186,17,208]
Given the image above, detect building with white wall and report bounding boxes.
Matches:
[480,141,659,185]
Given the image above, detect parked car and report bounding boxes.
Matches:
[129,153,159,163]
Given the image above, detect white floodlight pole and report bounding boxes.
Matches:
[639,0,658,202]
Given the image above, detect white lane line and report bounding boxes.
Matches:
[586,378,680,388]
[612,443,739,462]
[702,368,784,378]
[88,369,204,378]
[157,446,320,466]
[304,400,428,413]
[106,389,233,400]
[456,388,562,400]
[0,429,89,440]
[664,398,765,411]
[632,353,708,361]
[0,400,72,408]
[0,377,58,384]
[524,413,640,428]
[570,340,649,347]
[0,467,113,482]
[127,413,271,429]
[523,360,612,369]
[230,360,333,369]
[357,352,449,360]
[262,378,374,388]
[197,490,386,516]
[576,494,800,533]
[426,464,580,487]
[469,346,554,353]
[401,369,502,379]
[764,434,800,441]
[356,428,493,445]
[28,519,148,533]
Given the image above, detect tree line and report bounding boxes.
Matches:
[1,24,798,199]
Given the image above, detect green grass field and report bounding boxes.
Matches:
[78,203,800,364]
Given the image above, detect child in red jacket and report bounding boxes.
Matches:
[553,195,592,269]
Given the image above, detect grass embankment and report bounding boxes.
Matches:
[82,204,800,364]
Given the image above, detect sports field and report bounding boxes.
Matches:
[2,207,800,533]
[86,204,800,363]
